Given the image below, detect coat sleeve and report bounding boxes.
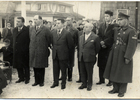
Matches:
[2,28,6,38]
[124,29,138,60]
[94,36,101,55]
[45,28,52,48]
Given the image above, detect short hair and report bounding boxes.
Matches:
[29,20,32,22]
[38,15,42,20]
[43,20,48,24]
[73,20,76,23]
[4,39,10,44]
[7,21,11,24]
[105,10,113,16]
[57,19,65,24]
[17,17,25,22]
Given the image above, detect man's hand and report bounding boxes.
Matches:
[125,59,130,64]
[100,41,105,45]
[102,45,106,48]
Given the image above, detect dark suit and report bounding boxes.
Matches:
[97,22,114,83]
[79,32,100,87]
[13,26,30,81]
[51,28,74,86]
[0,47,13,66]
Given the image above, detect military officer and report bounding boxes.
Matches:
[103,12,138,97]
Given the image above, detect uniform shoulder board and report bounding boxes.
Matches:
[129,25,136,30]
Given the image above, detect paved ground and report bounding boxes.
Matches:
[0,43,140,99]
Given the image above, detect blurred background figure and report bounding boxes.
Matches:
[2,22,13,44]
[27,20,33,28]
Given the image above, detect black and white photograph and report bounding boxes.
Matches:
[0,0,140,99]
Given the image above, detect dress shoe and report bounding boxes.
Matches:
[15,79,24,83]
[68,78,72,82]
[87,86,92,91]
[96,82,105,85]
[61,85,66,89]
[25,80,29,84]
[118,93,124,97]
[106,82,113,86]
[39,83,44,87]
[32,83,39,86]
[76,80,82,83]
[51,84,59,88]
[78,85,87,89]
[108,90,118,94]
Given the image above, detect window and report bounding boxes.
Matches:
[59,5,66,12]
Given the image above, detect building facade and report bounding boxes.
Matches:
[100,1,140,30]
[0,1,84,31]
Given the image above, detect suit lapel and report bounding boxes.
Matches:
[16,26,25,37]
[36,24,44,36]
[57,29,65,41]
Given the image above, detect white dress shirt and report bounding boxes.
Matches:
[85,32,91,41]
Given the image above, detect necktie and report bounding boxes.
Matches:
[57,29,61,37]
[36,26,39,31]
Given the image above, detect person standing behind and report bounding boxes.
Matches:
[30,15,51,87]
[104,12,137,97]
[13,17,30,84]
[27,20,33,28]
[2,22,13,46]
[97,10,114,86]
[65,17,78,81]
[78,23,100,91]
[50,19,74,89]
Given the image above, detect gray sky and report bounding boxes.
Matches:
[65,1,101,20]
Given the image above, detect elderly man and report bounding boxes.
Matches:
[104,12,137,97]
[13,17,30,84]
[29,15,51,87]
[50,19,74,89]
[78,23,100,91]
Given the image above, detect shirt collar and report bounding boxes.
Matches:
[58,28,63,33]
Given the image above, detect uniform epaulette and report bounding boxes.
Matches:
[129,25,136,30]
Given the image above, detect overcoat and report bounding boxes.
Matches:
[97,22,115,67]
[0,68,7,89]
[13,26,30,68]
[29,25,51,68]
[103,25,137,83]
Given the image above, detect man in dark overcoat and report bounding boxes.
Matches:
[29,15,51,87]
[50,19,74,89]
[103,12,137,97]
[13,17,30,84]
[65,22,78,81]
[97,10,114,86]
[78,23,100,91]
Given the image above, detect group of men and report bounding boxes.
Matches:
[3,10,137,97]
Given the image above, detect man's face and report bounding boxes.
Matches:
[29,22,33,25]
[66,20,71,24]
[56,20,63,29]
[84,24,91,33]
[16,19,23,27]
[7,23,11,27]
[118,18,127,27]
[80,25,83,29]
[105,14,111,22]
[34,16,41,26]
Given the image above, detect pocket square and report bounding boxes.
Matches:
[90,40,94,42]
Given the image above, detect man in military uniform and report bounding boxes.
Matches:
[97,10,114,86]
[103,12,137,97]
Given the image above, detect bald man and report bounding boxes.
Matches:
[78,23,100,91]
[30,15,51,87]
